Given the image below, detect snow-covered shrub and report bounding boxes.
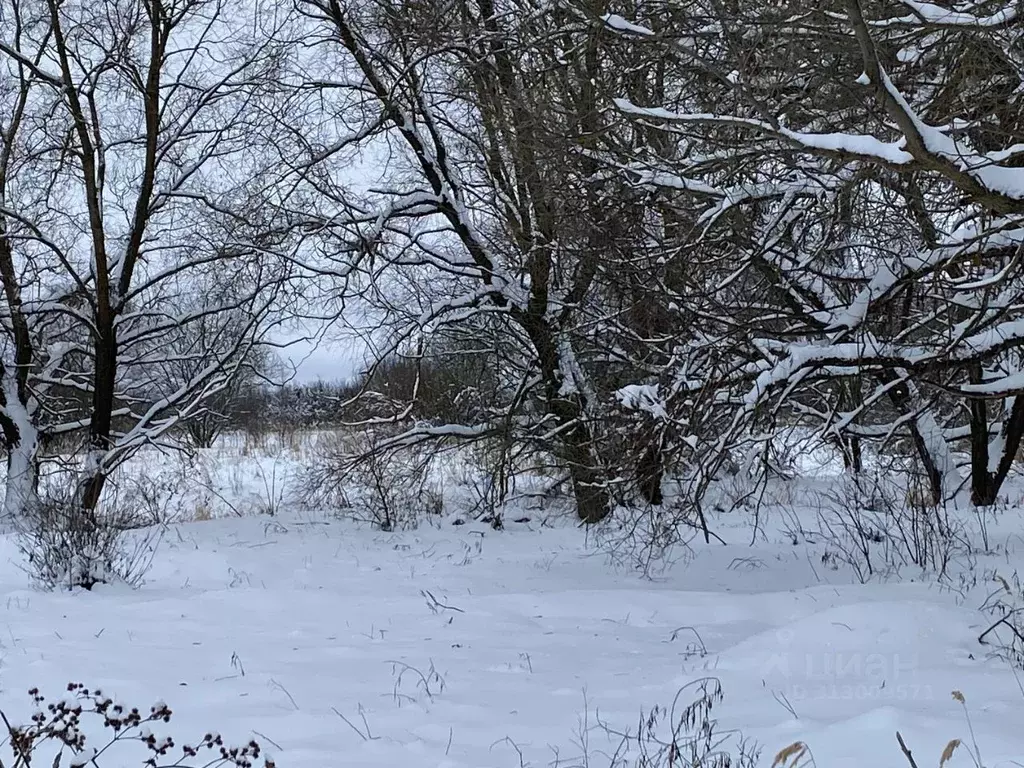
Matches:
[347,446,443,531]
[810,473,966,582]
[15,487,158,591]
[449,440,509,527]
[248,458,289,517]
[108,456,215,526]
[1,683,271,768]
[594,499,696,575]
[449,437,546,528]
[305,427,443,530]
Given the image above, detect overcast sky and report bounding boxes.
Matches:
[283,338,364,383]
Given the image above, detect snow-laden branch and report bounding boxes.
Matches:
[843,0,1024,213]
[600,14,655,37]
[614,99,916,166]
[872,0,1018,28]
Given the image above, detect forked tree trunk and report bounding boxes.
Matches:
[969,393,1024,507]
[839,436,863,474]
[78,470,106,518]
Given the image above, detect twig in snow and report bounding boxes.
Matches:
[668,625,708,658]
[489,736,526,768]
[727,557,765,571]
[573,688,591,768]
[771,689,799,719]
[332,705,378,741]
[385,660,446,704]
[269,679,299,710]
[421,589,464,614]
[978,610,1024,646]
[896,732,919,768]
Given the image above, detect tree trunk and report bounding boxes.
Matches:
[0,370,40,525]
[559,418,611,524]
[528,323,612,524]
[2,432,40,525]
[77,469,106,517]
[844,436,863,473]
[877,371,965,507]
[636,434,664,505]
[74,317,117,523]
[968,363,995,506]
[837,378,863,474]
[971,394,1024,507]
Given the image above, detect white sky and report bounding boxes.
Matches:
[281,335,368,383]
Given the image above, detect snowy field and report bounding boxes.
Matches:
[1,436,1024,767]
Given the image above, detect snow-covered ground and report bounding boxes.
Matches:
[2,436,1024,768]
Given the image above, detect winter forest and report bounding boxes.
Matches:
[0,0,1022,766]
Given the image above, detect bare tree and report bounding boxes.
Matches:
[288,0,667,522]
[0,0,300,525]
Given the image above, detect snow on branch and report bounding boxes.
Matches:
[615,384,668,420]
[601,14,656,37]
[614,99,916,166]
[842,0,1024,212]
[874,0,1019,28]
